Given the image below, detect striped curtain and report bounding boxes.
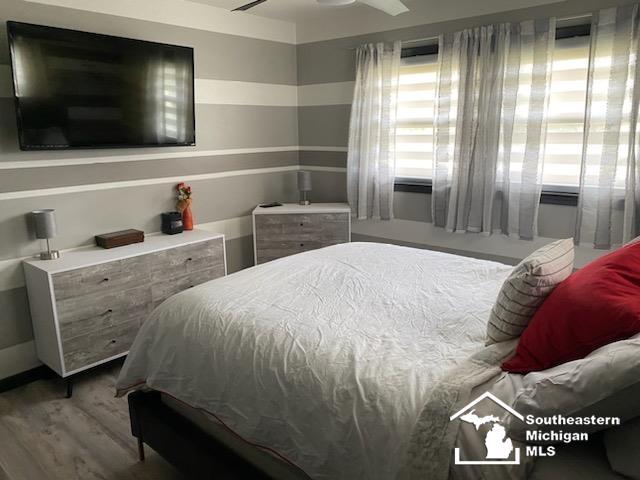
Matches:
[432,19,556,239]
[575,4,640,249]
[347,41,401,220]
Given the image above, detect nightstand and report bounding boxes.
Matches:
[252,203,351,264]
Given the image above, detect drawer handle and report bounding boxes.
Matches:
[188,285,195,288]
[186,257,193,262]
[105,309,113,315]
[299,223,304,226]
[101,277,110,283]
[300,243,304,247]
[110,340,116,344]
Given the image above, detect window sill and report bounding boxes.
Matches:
[394,179,579,206]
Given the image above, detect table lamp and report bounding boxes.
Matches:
[32,209,60,260]
[298,170,312,205]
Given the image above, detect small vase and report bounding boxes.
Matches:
[182,205,194,231]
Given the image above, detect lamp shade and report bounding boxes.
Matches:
[298,170,312,192]
[32,209,57,239]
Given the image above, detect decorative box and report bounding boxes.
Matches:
[95,229,145,249]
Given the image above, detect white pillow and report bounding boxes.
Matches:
[605,416,640,480]
[506,334,640,442]
[486,238,574,345]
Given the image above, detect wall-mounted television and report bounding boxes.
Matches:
[7,21,195,150]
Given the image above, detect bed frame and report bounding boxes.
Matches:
[128,390,271,478]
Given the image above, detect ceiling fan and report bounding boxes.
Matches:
[232,0,409,16]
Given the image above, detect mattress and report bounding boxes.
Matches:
[117,242,513,479]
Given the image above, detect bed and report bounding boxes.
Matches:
[115,242,629,479]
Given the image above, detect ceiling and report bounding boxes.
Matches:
[187,0,563,43]
[189,0,394,23]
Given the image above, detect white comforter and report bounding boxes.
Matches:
[116,242,512,479]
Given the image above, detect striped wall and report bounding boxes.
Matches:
[0,0,343,379]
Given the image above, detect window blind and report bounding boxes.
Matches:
[394,35,592,188]
[395,53,437,179]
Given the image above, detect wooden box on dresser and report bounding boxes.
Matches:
[253,203,351,264]
[22,230,226,381]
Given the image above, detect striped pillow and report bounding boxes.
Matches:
[486,238,574,345]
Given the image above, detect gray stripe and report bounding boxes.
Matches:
[296,0,630,85]
[0,0,296,84]
[299,105,350,147]
[307,170,348,203]
[299,150,347,168]
[0,100,298,160]
[350,233,519,265]
[225,235,255,274]
[0,151,298,193]
[0,170,300,261]
[0,287,33,349]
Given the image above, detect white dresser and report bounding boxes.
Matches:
[23,230,226,382]
[252,203,351,264]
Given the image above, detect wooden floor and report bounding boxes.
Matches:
[0,362,184,480]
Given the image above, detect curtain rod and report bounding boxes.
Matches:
[346,13,593,50]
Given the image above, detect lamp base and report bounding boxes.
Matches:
[299,200,310,206]
[40,250,60,260]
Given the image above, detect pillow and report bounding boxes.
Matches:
[486,238,574,345]
[505,334,640,442]
[604,416,640,479]
[503,242,640,373]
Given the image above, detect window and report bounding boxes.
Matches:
[395,53,437,180]
[394,28,592,189]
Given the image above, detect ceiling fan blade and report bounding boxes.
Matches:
[358,0,409,16]
[232,0,267,11]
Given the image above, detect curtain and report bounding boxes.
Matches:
[432,19,556,239]
[575,4,640,248]
[347,41,401,220]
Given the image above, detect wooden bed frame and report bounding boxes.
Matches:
[128,390,271,478]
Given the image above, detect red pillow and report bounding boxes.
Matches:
[502,241,640,373]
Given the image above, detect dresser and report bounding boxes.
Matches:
[23,230,226,380]
[252,203,351,264]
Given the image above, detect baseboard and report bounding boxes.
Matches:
[0,365,54,393]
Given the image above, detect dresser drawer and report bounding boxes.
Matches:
[62,319,141,373]
[57,286,152,341]
[255,213,349,241]
[151,265,225,308]
[148,238,225,279]
[52,256,150,301]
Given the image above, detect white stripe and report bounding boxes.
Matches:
[299,146,348,152]
[0,341,40,380]
[298,82,354,106]
[303,166,347,173]
[198,215,253,240]
[1,72,353,107]
[0,257,27,292]
[0,165,299,200]
[0,146,345,169]
[23,0,296,44]
[196,79,298,107]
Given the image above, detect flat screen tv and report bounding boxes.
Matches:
[7,22,195,150]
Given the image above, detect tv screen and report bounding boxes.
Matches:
[7,22,195,150]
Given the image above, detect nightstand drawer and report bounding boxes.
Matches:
[52,256,150,301]
[148,237,225,279]
[151,265,225,307]
[255,213,349,240]
[62,319,141,373]
[57,285,152,341]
